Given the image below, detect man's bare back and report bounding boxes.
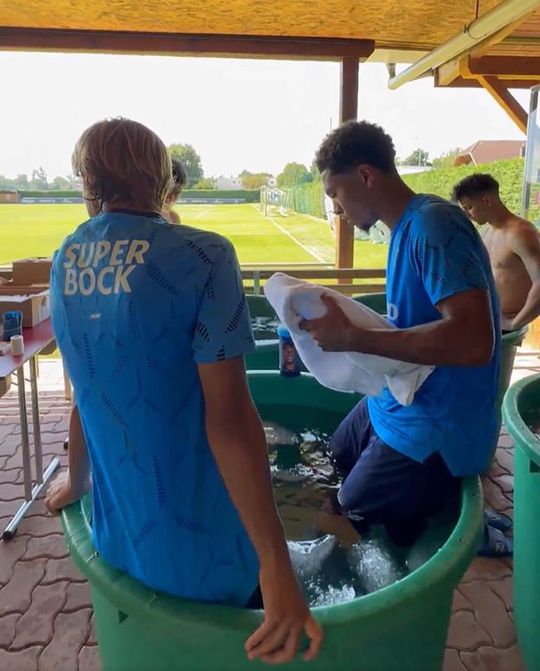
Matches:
[481,216,538,320]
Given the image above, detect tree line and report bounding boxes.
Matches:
[0,142,465,194]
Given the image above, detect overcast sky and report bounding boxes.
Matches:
[0,51,529,180]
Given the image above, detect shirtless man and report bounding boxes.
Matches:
[452,174,540,331]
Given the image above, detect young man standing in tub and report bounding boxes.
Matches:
[45,118,322,664]
[452,173,540,333]
[301,121,508,556]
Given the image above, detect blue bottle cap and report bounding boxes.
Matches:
[277,323,291,338]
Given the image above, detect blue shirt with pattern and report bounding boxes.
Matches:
[367,195,501,477]
[51,211,258,605]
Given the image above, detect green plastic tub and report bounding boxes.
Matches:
[62,372,482,671]
[499,328,527,410]
[246,294,523,472]
[247,294,278,321]
[245,292,386,371]
[503,374,540,671]
[246,295,524,398]
[483,327,527,469]
[352,291,387,315]
[245,294,280,369]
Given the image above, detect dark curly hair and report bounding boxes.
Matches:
[452,173,499,202]
[315,120,397,175]
[170,157,187,197]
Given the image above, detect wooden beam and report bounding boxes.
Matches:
[335,215,355,273]
[435,58,463,87]
[436,51,540,88]
[477,76,528,133]
[469,56,540,78]
[471,16,532,58]
[435,75,539,89]
[0,27,374,60]
[241,268,385,280]
[503,36,540,48]
[435,53,529,133]
[340,56,360,121]
[336,57,359,276]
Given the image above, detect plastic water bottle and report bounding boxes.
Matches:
[277,324,302,377]
[2,311,22,342]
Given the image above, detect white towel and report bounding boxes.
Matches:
[264,273,433,406]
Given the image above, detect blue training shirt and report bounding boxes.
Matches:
[51,211,259,605]
[367,195,501,477]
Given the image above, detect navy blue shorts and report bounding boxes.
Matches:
[330,399,459,545]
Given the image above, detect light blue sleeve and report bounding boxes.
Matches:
[412,206,490,307]
[192,240,255,364]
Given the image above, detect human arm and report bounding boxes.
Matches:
[45,404,91,513]
[301,211,495,366]
[504,227,540,330]
[192,239,322,663]
[198,357,323,664]
[300,289,494,366]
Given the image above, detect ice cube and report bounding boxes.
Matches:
[348,539,404,593]
[288,534,337,578]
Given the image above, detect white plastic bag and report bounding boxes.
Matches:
[264,273,433,406]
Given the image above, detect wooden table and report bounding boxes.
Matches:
[0,319,61,540]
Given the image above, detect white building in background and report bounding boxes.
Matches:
[397,165,432,175]
[216,176,244,190]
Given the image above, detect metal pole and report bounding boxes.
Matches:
[29,357,43,483]
[17,365,32,501]
[2,457,60,541]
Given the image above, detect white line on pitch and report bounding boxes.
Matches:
[194,208,211,220]
[253,205,327,263]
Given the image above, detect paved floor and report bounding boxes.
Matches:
[0,361,98,670]
[0,353,537,671]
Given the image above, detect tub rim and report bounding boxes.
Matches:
[503,371,540,467]
[501,326,528,348]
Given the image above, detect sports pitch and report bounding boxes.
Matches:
[0,203,387,268]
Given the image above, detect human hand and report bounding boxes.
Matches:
[245,562,323,664]
[45,471,88,514]
[299,294,358,352]
[500,316,516,332]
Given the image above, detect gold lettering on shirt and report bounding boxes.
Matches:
[63,239,149,296]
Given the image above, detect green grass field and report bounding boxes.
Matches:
[0,203,387,268]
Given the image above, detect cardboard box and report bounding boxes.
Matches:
[0,374,11,398]
[0,286,50,327]
[12,257,52,286]
[0,285,50,296]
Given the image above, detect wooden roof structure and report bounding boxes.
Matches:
[0,1,516,45]
[0,1,538,126]
[1,0,539,266]
[0,0,532,52]
[453,140,526,166]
